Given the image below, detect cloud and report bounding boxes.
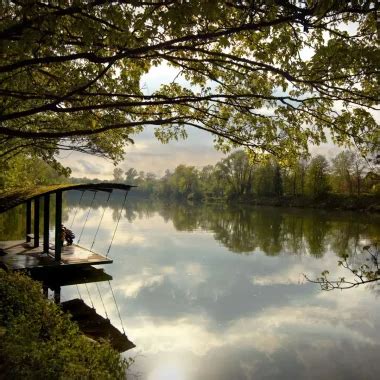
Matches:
[60,153,114,179]
[59,125,224,179]
[116,273,166,298]
[76,159,104,175]
[125,301,380,358]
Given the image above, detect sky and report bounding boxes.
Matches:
[60,127,225,179]
[58,63,342,180]
[60,125,341,180]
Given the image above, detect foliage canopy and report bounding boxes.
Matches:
[1,0,379,165]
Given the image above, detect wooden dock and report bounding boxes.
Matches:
[0,240,112,271]
[31,265,113,288]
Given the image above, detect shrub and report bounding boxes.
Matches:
[0,270,129,379]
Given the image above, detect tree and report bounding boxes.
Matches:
[169,165,201,200]
[273,164,283,197]
[331,150,367,196]
[1,1,378,167]
[351,153,366,196]
[305,155,330,198]
[253,160,276,196]
[331,150,355,194]
[140,172,157,195]
[215,151,254,198]
[125,168,138,184]
[113,167,124,182]
[283,158,308,196]
[0,154,69,190]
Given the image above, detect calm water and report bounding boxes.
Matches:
[1,191,380,379]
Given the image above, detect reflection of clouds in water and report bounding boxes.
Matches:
[61,203,380,379]
[251,254,353,286]
[147,359,190,380]
[113,262,208,301]
[111,233,147,247]
[115,267,174,298]
[252,269,305,286]
[128,299,380,379]
[127,299,379,357]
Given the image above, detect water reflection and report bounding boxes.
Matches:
[1,193,380,379]
[52,193,378,257]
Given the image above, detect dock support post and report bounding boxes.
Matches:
[33,197,40,248]
[53,286,61,304]
[43,195,50,253]
[55,191,62,262]
[42,284,48,298]
[26,200,32,242]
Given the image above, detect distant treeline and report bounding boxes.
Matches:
[71,150,380,210]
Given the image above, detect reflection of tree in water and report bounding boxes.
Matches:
[202,206,286,255]
[0,200,70,241]
[0,204,25,240]
[329,216,379,259]
[202,205,260,253]
[251,209,283,256]
[302,215,329,258]
[160,202,201,231]
[281,214,306,255]
[8,191,379,261]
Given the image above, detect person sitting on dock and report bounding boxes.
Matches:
[61,225,75,246]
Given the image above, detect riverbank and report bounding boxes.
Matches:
[235,194,380,213]
[129,192,380,213]
[0,270,129,379]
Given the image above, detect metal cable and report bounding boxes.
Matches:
[77,191,97,244]
[76,284,83,300]
[96,282,109,320]
[69,190,85,228]
[85,283,95,309]
[90,192,112,252]
[106,190,129,257]
[108,280,126,335]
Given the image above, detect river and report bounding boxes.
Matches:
[1,191,380,379]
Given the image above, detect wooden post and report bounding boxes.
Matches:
[33,197,40,248]
[55,191,62,262]
[53,286,61,304]
[26,200,32,242]
[42,284,48,298]
[43,194,50,253]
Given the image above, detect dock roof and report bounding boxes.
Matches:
[0,183,133,214]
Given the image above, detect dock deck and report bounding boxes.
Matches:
[0,240,112,271]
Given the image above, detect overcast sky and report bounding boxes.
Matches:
[60,125,342,180]
[59,126,225,179]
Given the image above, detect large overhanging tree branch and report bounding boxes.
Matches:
[0,0,378,164]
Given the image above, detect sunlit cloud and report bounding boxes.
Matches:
[126,300,380,360]
[116,274,165,299]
